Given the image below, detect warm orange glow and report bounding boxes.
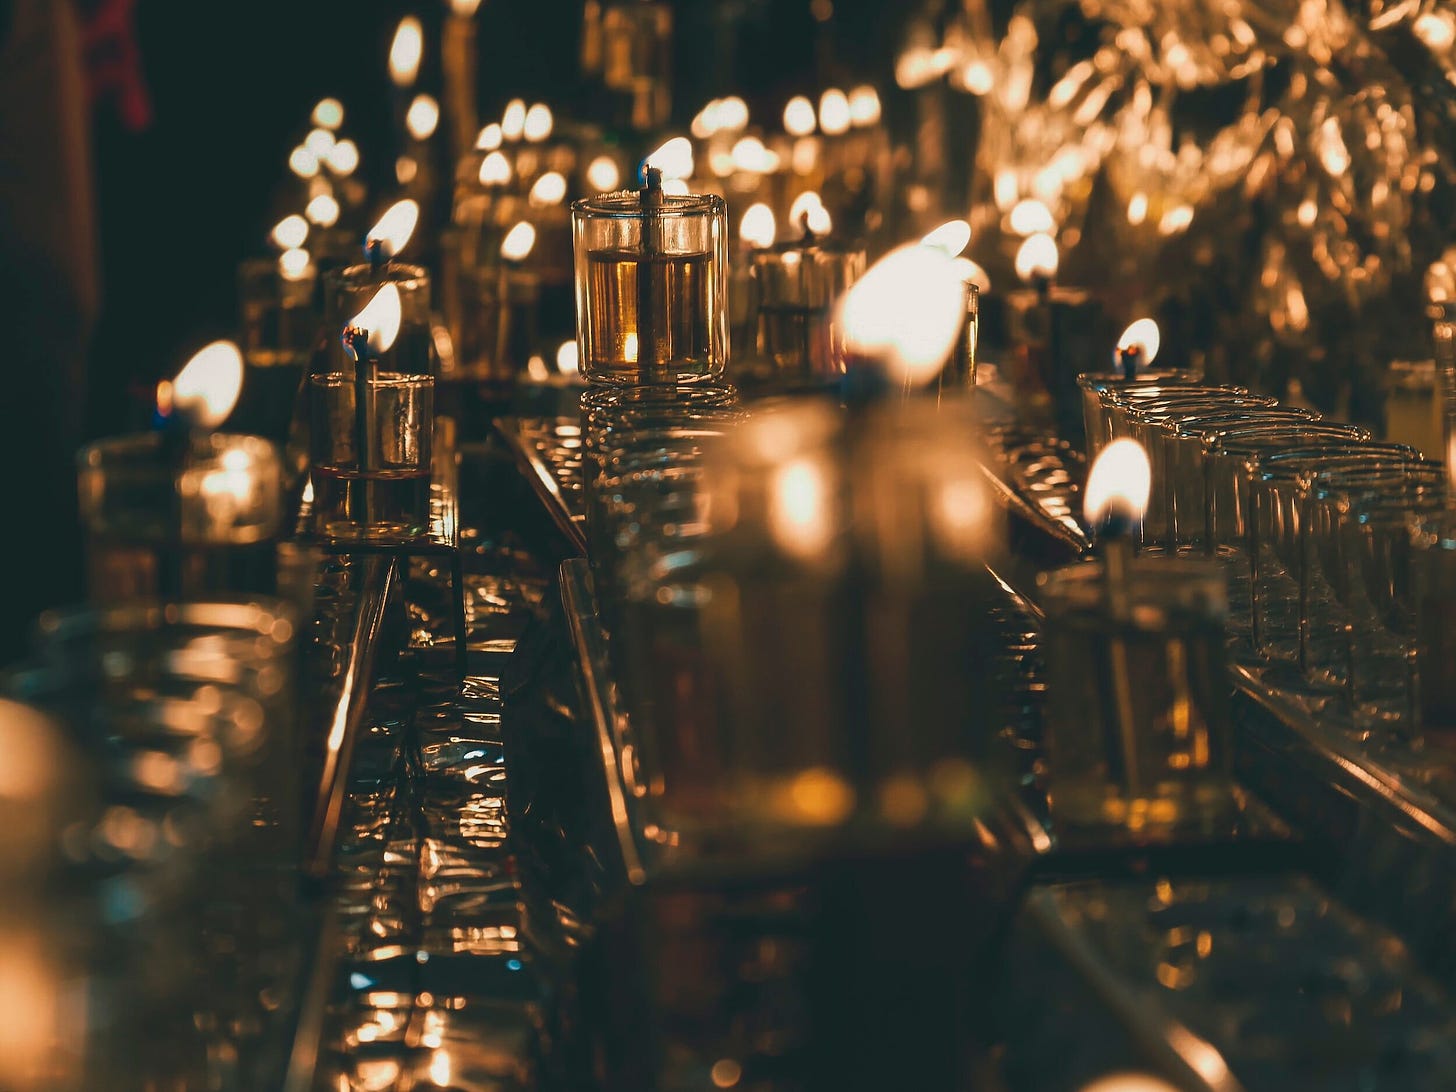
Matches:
[769,457,836,560]
[1009,198,1055,236]
[523,103,554,143]
[1117,318,1161,365]
[920,219,971,257]
[501,221,537,262]
[716,95,749,131]
[348,284,403,356]
[449,0,483,14]
[646,136,694,180]
[395,155,419,186]
[848,85,882,127]
[475,123,503,151]
[406,94,440,141]
[501,99,527,141]
[305,127,336,158]
[388,16,424,87]
[730,135,778,173]
[367,199,420,259]
[325,138,360,175]
[479,150,512,186]
[556,340,580,375]
[739,203,776,248]
[586,155,620,191]
[662,178,690,196]
[312,97,344,130]
[1014,233,1059,281]
[288,145,320,179]
[270,214,309,250]
[171,341,244,429]
[529,171,568,207]
[691,99,720,140]
[1084,438,1152,528]
[279,247,312,281]
[818,89,851,136]
[783,95,816,137]
[306,193,341,228]
[951,256,992,293]
[838,243,967,387]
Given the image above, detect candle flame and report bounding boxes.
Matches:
[1014,233,1059,282]
[523,103,554,143]
[475,123,503,151]
[406,94,440,141]
[770,457,836,561]
[389,16,424,87]
[1117,318,1161,366]
[279,247,312,281]
[288,146,320,179]
[691,99,721,140]
[312,98,344,130]
[270,214,309,250]
[556,340,580,376]
[395,155,418,185]
[529,171,568,207]
[716,95,749,132]
[838,243,967,387]
[449,0,483,14]
[501,221,537,262]
[920,219,972,257]
[731,135,778,174]
[789,191,831,235]
[367,199,420,259]
[739,203,777,248]
[818,89,851,136]
[783,96,817,137]
[661,178,690,196]
[1008,198,1055,236]
[171,341,244,429]
[1084,438,1152,528]
[479,150,512,186]
[646,136,694,181]
[501,99,527,141]
[848,85,882,127]
[304,127,336,158]
[586,155,620,191]
[306,193,340,228]
[951,256,992,293]
[348,284,403,356]
[325,138,360,176]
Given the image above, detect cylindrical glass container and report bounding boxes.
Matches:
[77,433,283,604]
[1079,369,1204,460]
[236,257,318,446]
[308,373,434,541]
[572,189,728,386]
[936,281,979,399]
[1040,558,1235,833]
[321,263,434,378]
[749,237,866,382]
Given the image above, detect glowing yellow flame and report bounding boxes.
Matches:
[529,171,568,207]
[770,457,836,561]
[388,16,424,87]
[501,99,527,141]
[556,340,580,375]
[271,214,309,250]
[783,95,817,137]
[739,203,777,248]
[1117,318,1161,365]
[818,88,851,136]
[479,150,512,186]
[1008,198,1055,236]
[526,355,550,382]
[1014,233,1059,282]
[305,127,336,158]
[449,0,483,14]
[366,199,420,259]
[930,476,992,561]
[171,341,244,429]
[312,98,344,130]
[1415,11,1456,51]
[646,136,694,181]
[586,155,620,191]
[838,243,967,387]
[1084,438,1151,527]
[691,99,720,140]
[920,219,971,257]
[395,155,418,186]
[475,123,503,151]
[662,178,690,196]
[279,247,312,281]
[306,193,341,228]
[716,95,749,131]
[523,103,554,143]
[348,283,403,356]
[789,191,823,226]
[848,85,882,127]
[961,59,994,95]
[951,256,991,293]
[325,138,359,175]
[288,146,320,179]
[501,221,537,262]
[1127,192,1149,226]
[731,135,778,173]
[406,94,440,141]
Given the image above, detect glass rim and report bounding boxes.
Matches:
[310,371,435,388]
[570,190,726,219]
[1077,370,1203,391]
[1211,427,1373,456]
[1103,383,1248,406]
[329,261,430,289]
[1174,409,1322,437]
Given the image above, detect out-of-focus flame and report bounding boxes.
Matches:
[312,98,344,130]
[716,95,749,132]
[838,243,967,387]
[586,155,619,191]
[740,203,777,248]
[501,99,527,141]
[623,332,639,362]
[388,16,424,87]
[662,178,690,196]
[429,1049,452,1087]
[951,256,992,293]
[270,214,309,250]
[1079,1074,1181,1092]
[1014,233,1059,282]
[288,146,320,179]
[731,135,778,173]
[449,0,483,14]
[783,96,817,137]
[304,127,336,158]
[646,136,694,180]
[279,247,312,281]
[523,103,554,143]
[325,138,359,175]
[818,89,851,136]
[556,340,580,375]
[406,94,440,141]
[848,85,882,127]
[1008,198,1055,236]
[930,475,993,562]
[348,284,403,356]
[529,171,568,207]
[479,150,512,186]
[475,123,503,151]
[789,191,827,231]
[769,457,836,561]
[1084,438,1151,528]
[501,221,537,262]
[1127,192,1149,226]
[1117,318,1161,365]
[526,355,550,382]
[1415,11,1456,51]
[306,193,341,227]
[171,341,244,429]
[690,99,720,140]
[396,155,419,186]
[921,219,971,257]
[367,199,420,259]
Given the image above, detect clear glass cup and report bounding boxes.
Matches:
[308,373,434,540]
[322,262,434,378]
[572,189,728,386]
[1099,383,1249,447]
[748,240,865,381]
[236,257,318,446]
[1079,369,1206,460]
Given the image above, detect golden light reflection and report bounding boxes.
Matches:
[388,16,424,87]
[783,95,817,137]
[769,457,835,561]
[348,284,404,356]
[1084,438,1152,528]
[739,203,776,248]
[367,199,420,258]
[556,340,580,375]
[171,341,244,428]
[500,221,537,262]
[450,0,483,14]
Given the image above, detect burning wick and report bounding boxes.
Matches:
[1115,317,1161,381]
[363,199,420,279]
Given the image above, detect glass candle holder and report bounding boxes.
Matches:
[236,257,317,446]
[77,433,283,604]
[308,373,434,541]
[1039,558,1236,834]
[1079,370,1204,460]
[440,232,542,385]
[749,237,866,382]
[322,263,434,379]
[572,189,728,386]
